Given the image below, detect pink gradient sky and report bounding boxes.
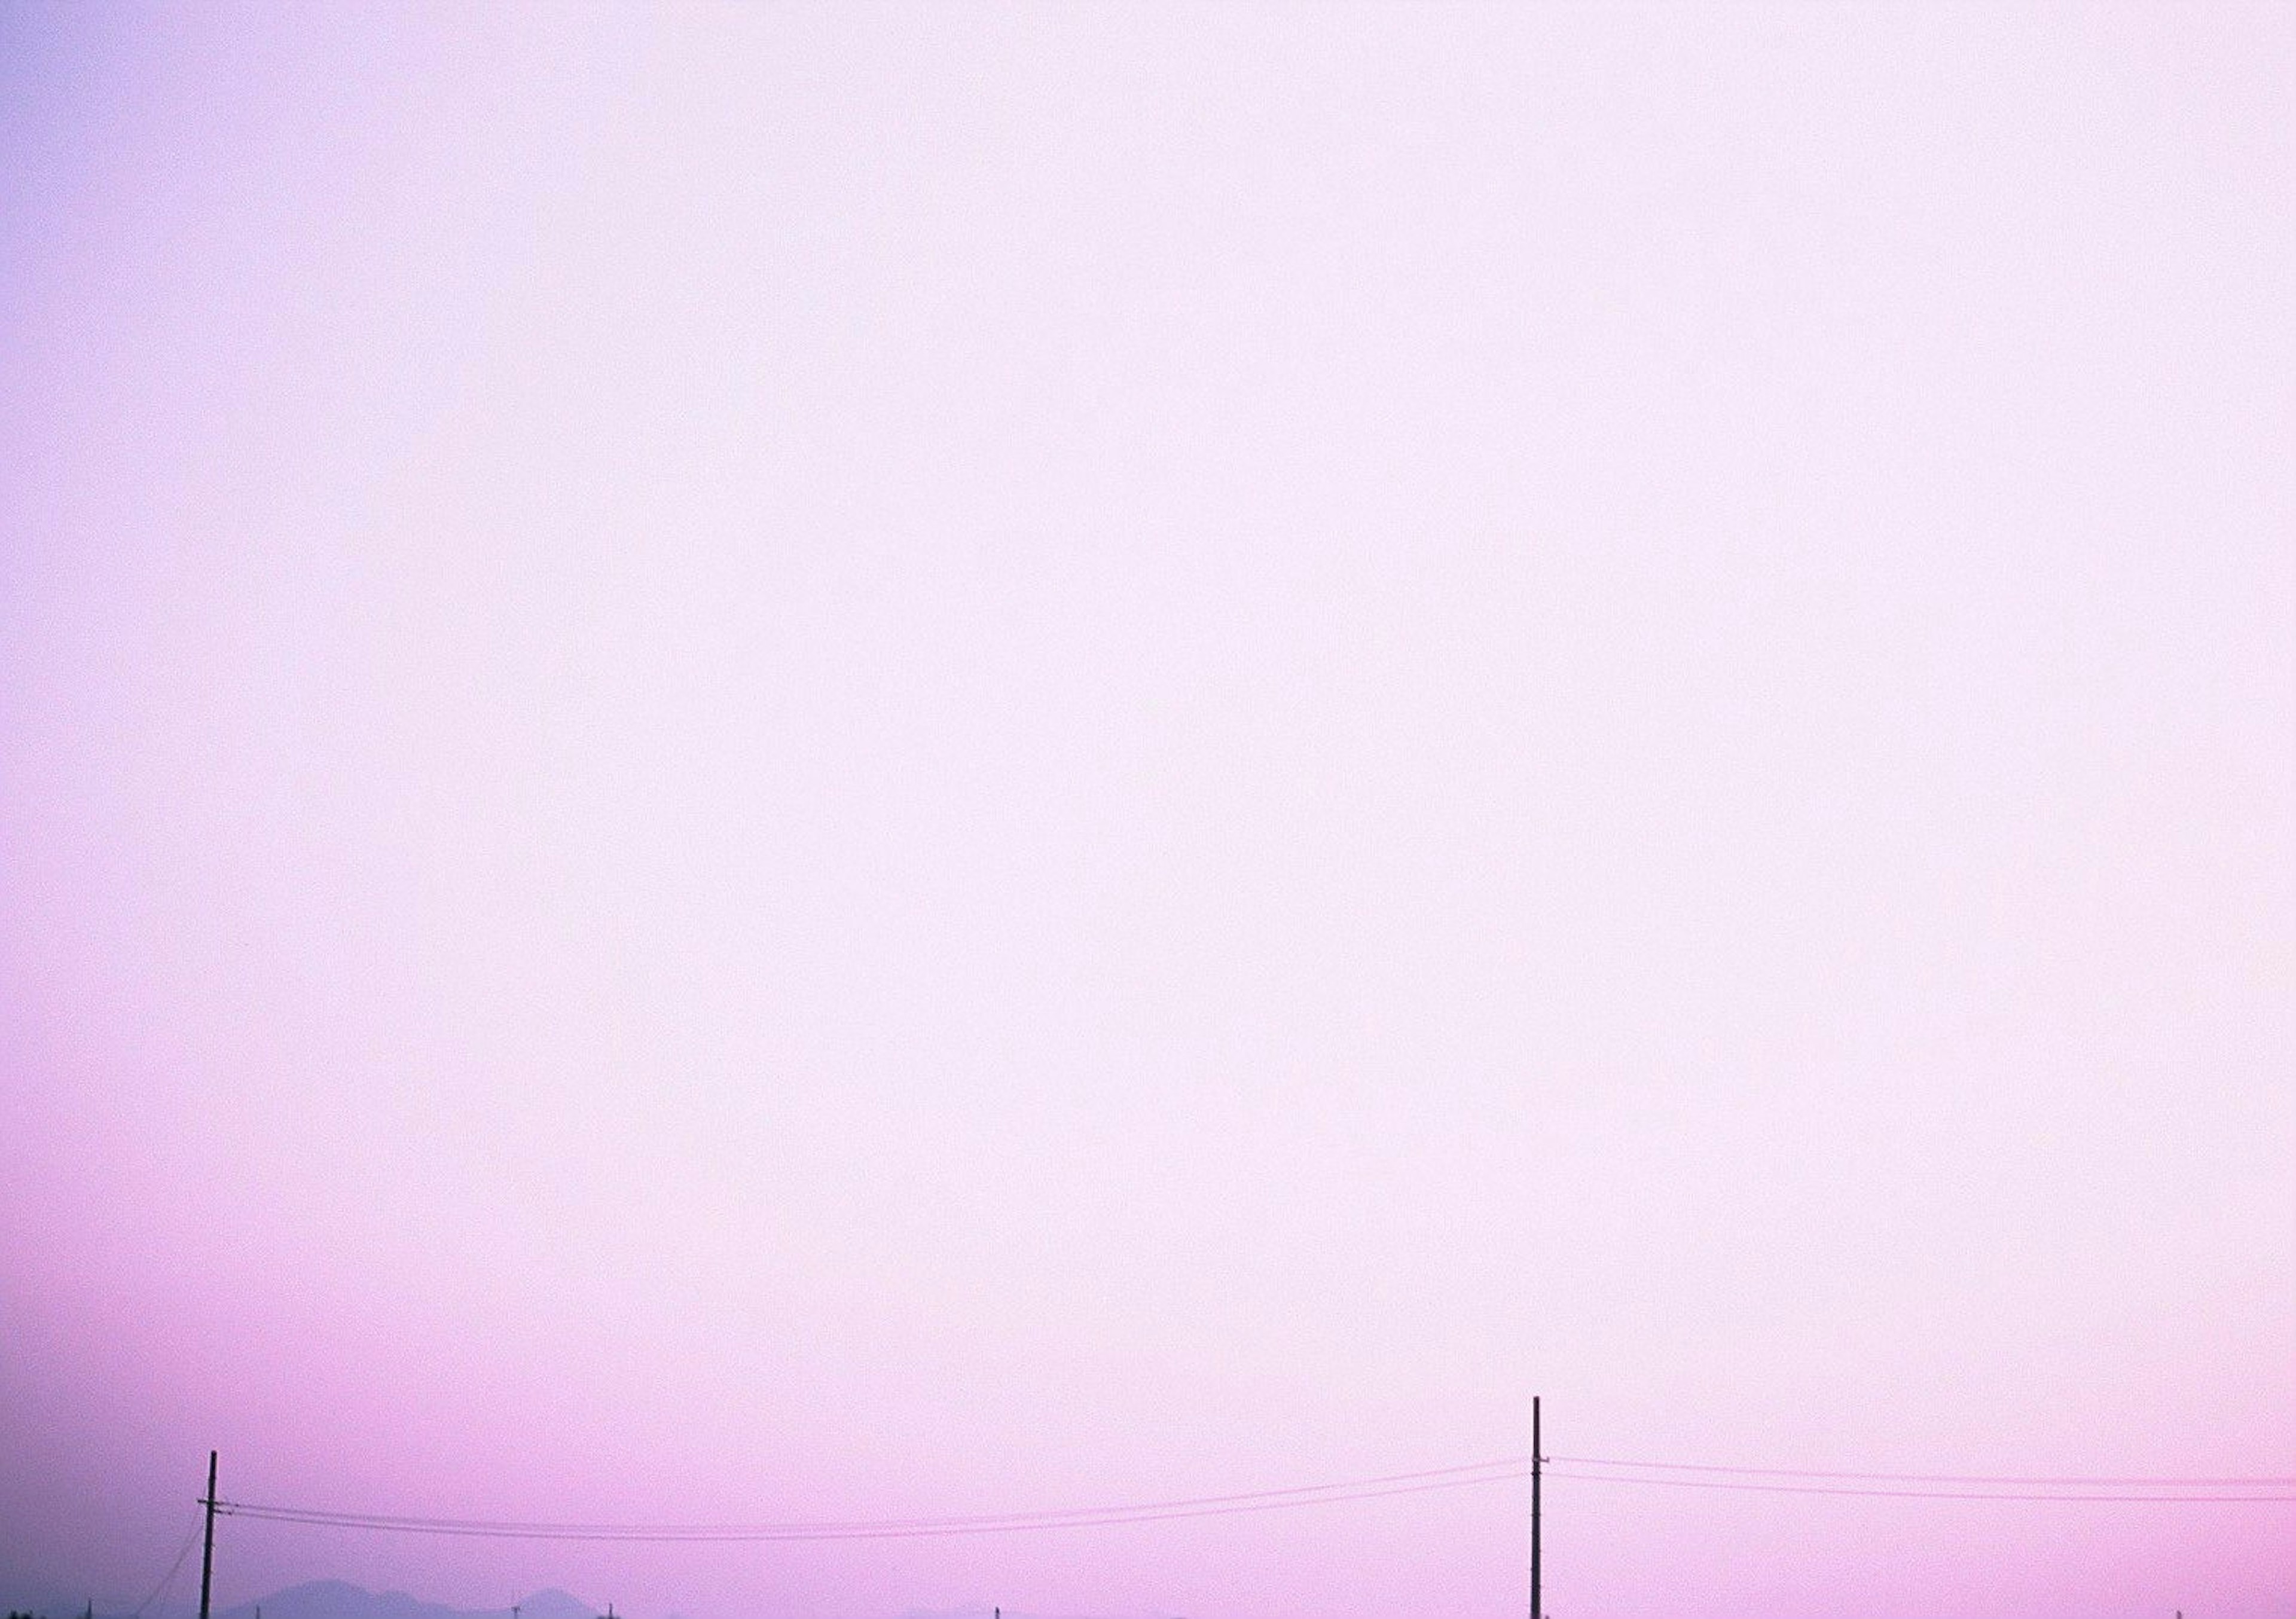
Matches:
[2,4,2291,1618]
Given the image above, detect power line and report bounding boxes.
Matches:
[1545,1471,2295,1504]
[224,1456,1523,1536]
[127,1518,206,1618]
[221,1464,1532,1543]
[1553,1455,2296,1487]
[213,1449,2296,1545]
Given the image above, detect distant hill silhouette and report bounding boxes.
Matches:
[216,1584,594,1619]
[0,1590,1176,1619]
[902,1607,1186,1619]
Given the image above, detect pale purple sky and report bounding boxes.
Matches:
[2,5,2291,1618]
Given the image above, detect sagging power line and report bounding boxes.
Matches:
[218,1458,1530,1542]
[169,1424,2294,1619]
[1544,1471,2296,1504]
[127,1518,205,1619]
[1553,1454,2296,1487]
[210,1449,2296,1545]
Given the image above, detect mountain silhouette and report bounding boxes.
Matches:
[216,1584,595,1619]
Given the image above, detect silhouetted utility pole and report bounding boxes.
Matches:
[1529,1399,1542,1619]
[198,1452,219,1619]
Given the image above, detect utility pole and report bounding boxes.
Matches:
[198,1452,219,1619]
[1529,1398,1542,1619]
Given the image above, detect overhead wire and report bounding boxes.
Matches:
[1552,1454,2296,1487]
[219,1459,1531,1543]
[215,1449,2296,1544]
[127,1517,206,1618]
[225,1455,1523,1536]
[1544,1471,2295,1504]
